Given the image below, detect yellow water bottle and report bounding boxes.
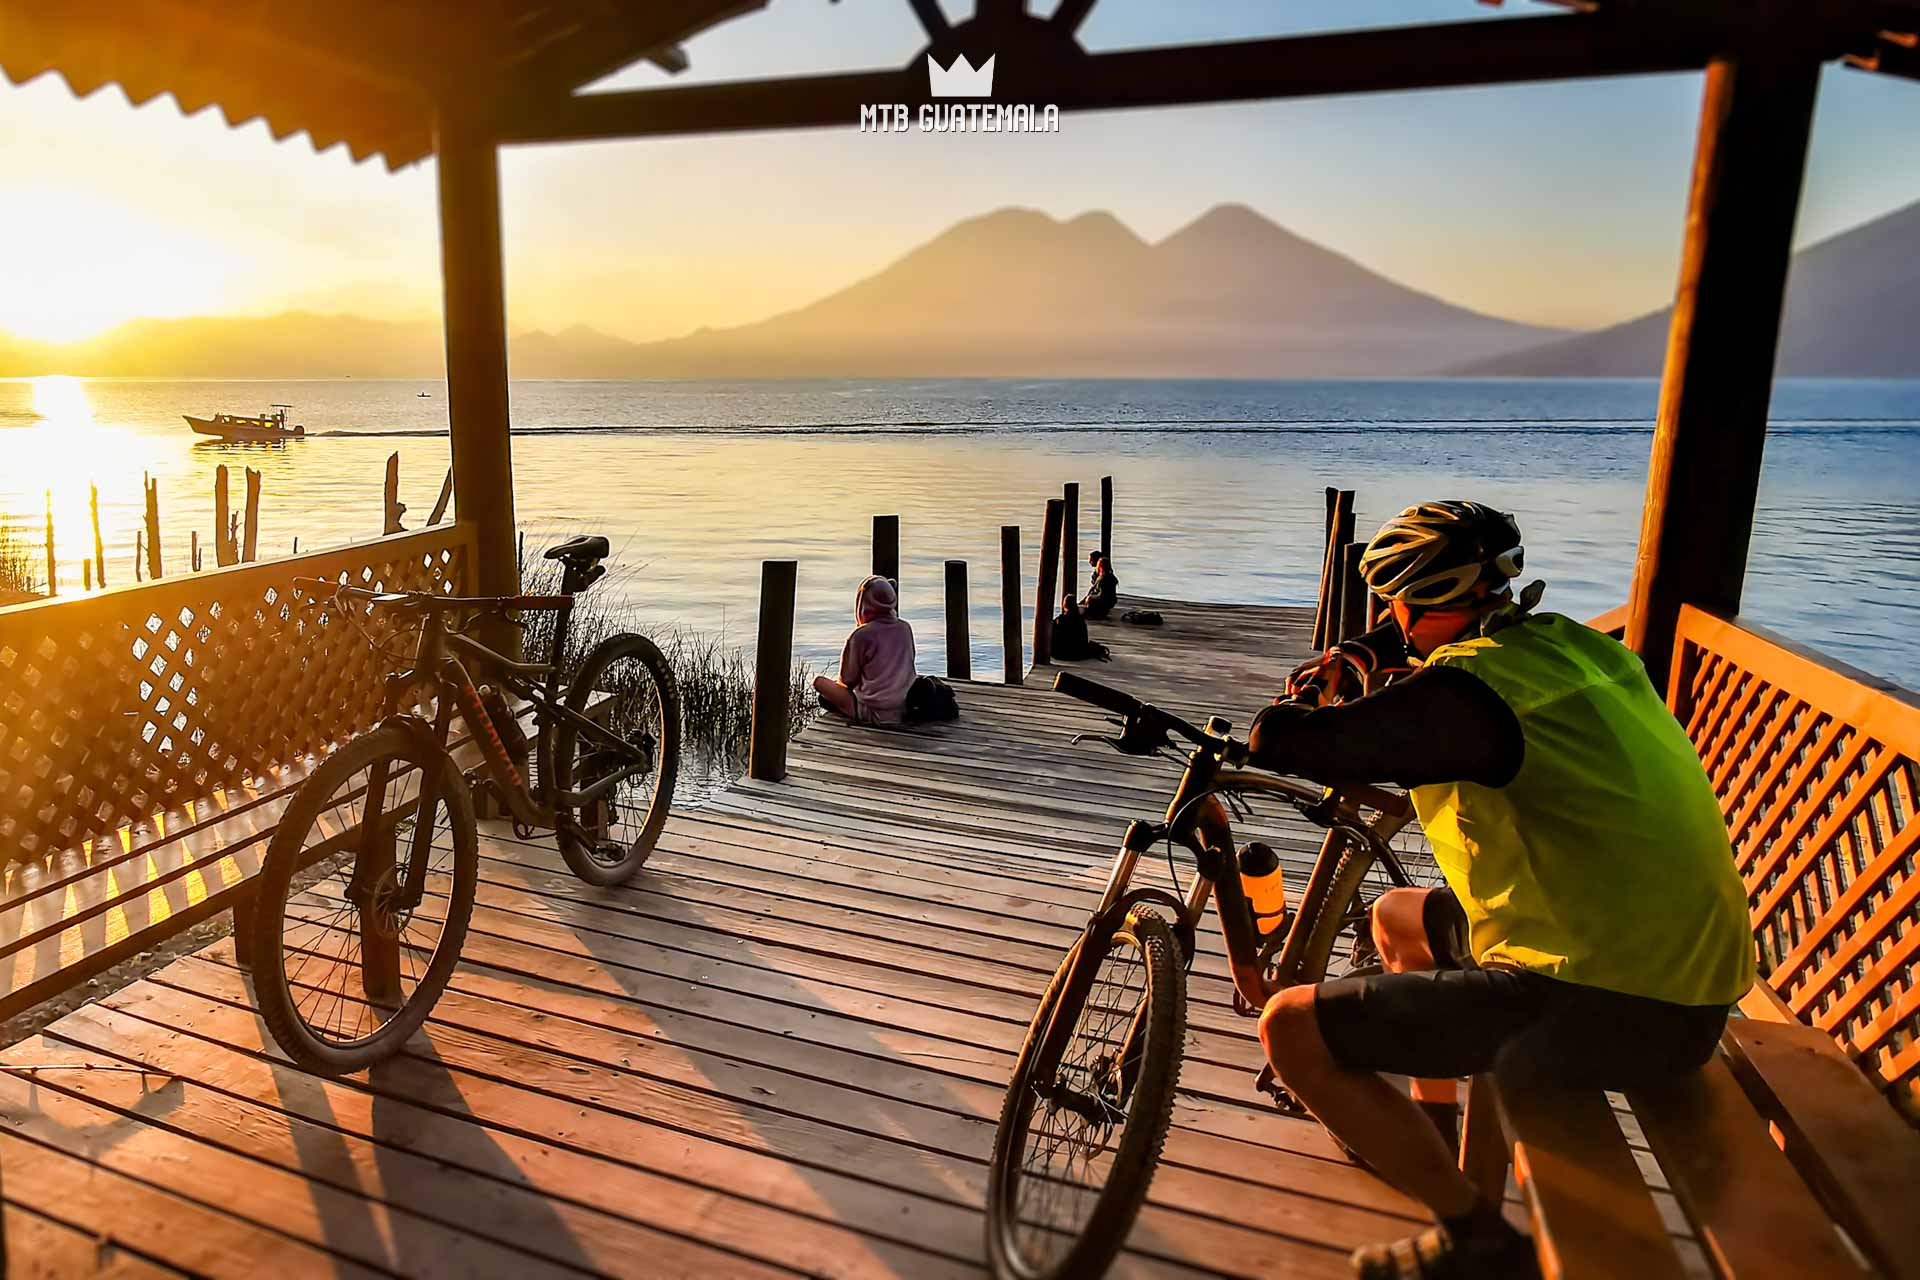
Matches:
[1238,841,1288,937]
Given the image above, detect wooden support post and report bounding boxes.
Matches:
[1033,498,1064,667]
[191,530,201,573]
[42,491,54,597]
[872,514,900,590]
[214,466,236,566]
[243,468,261,561]
[133,531,143,583]
[1000,524,1023,685]
[1100,475,1113,562]
[1062,482,1080,603]
[383,452,407,534]
[90,482,103,588]
[82,559,92,591]
[945,560,971,680]
[142,473,162,580]
[1627,53,1820,689]
[749,560,798,783]
[437,108,519,649]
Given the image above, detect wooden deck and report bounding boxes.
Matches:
[0,597,1434,1278]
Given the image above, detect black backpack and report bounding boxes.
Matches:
[904,675,959,723]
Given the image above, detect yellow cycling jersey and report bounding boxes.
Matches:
[1410,613,1756,1007]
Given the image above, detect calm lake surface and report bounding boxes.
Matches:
[2,376,1915,691]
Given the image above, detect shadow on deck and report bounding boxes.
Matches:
[0,597,1431,1277]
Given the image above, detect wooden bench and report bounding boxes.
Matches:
[0,525,474,1023]
[1458,606,1920,1277]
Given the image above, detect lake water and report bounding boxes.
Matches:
[1,376,1915,691]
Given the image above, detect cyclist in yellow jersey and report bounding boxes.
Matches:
[1247,501,1755,1280]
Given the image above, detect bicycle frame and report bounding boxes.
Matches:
[1028,722,1415,1104]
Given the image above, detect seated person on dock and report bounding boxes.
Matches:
[1049,593,1109,662]
[813,574,917,725]
[1082,550,1119,619]
[1245,500,1755,1280]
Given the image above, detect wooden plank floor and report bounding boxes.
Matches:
[0,597,1436,1278]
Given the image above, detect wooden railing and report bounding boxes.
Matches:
[1666,604,1920,1117]
[0,524,473,865]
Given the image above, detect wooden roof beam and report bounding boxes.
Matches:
[498,11,1728,145]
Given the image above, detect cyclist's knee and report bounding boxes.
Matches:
[1258,985,1328,1079]
[1372,887,1438,974]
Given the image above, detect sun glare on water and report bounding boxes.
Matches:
[4,378,147,581]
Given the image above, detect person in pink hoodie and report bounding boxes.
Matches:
[813,575,917,725]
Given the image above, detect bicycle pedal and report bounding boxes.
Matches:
[1255,1063,1310,1117]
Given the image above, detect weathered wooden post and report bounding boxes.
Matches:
[133,532,143,583]
[143,473,162,579]
[1001,525,1022,685]
[214,465,236,566]
[428,466,454,525]
[83,560,92,591]
[1100,475,1113,561]
[90,482,104,588]
[945,560,971,680]
[42,491,55,597]
[1033,498,1064,667]
[1337,542,1368,644]
[872,514,900,590]
[384,452,407,534]
[191,531,202,572]
[243,468,261,562]
[749,560,798,782]
[1062,482,1080,603]
[1626,53,1821,689]
[1313,489,1355,650]
[437,107,519,652]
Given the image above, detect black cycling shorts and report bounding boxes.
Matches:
[1315,890,1729,1090]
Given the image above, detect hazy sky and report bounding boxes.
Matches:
[2,0,1918,343]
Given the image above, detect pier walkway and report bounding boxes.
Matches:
[0,599,1433,1277]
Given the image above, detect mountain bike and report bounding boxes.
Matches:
[985,671,1421,1280]
[249,534,680,1076]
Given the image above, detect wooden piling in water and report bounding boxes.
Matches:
[384,453,407,534]
[945,560,971,680]
[191,531,202,572]
[1312,489,1354,650]
[1033,498,1064,667]
[83,560,92,591]
[133,532,143,583]
[1336,542,1368,645]
[1062,482,1080,603]
[143,474,162,580]
[1001,525,1022,686]
[749,559,798,783]
[428,466,454,525]
[43,491,55,597]
[872,515,899,591]
[89,483,104,588]
[1100,475,1113,561]
[243,468,261,562]
[214,467,236,566]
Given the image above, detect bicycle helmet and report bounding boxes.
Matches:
[1359,500,1524,607]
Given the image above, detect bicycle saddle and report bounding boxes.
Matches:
[543,534,609,566]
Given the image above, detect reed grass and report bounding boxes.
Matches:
[0,518,41,600]
[518,557,815,797]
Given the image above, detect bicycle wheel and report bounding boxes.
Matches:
[1294,837,1445,984]
[551,631,680,885]
[986,909,1185,1280]
[250,723,478,1076]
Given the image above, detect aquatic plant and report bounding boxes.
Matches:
[0,518,41,601]
[518,554,815,801]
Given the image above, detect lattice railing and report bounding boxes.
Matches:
[1669,605,1920,1116]
[0,524,472,864]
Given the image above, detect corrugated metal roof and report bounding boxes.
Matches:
[0,0,761,169]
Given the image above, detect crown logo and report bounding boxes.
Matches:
[927,52,995,98]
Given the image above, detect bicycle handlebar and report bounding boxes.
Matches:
[1052,671,1216,751]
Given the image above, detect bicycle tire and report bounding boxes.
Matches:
[986,909,1185,1280]
[552,631,681,885]
[250,723,477,1076]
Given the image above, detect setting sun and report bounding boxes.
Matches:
[0,183,236,342]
